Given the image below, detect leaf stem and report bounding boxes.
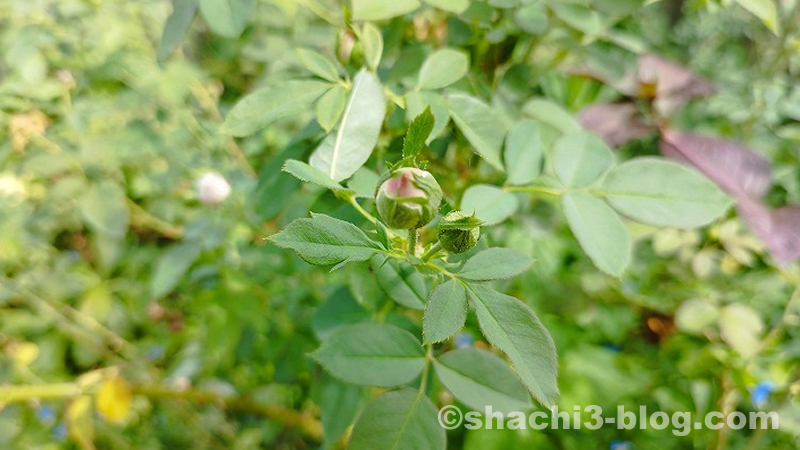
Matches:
[345,195,377,225]
[504,185,563,196]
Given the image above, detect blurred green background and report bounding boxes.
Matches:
[1,0,799,449]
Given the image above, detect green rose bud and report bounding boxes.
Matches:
[437,210,481,253]
[376,168,442,229]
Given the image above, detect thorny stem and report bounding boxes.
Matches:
[408,229,418,256]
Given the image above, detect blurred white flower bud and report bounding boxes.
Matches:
[195,172,231,205]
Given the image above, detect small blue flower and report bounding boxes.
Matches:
[145,345,166,360]
[751,381,775,407]
[52,423,67,441]
[610,441,633,450]
[453,333,473,349]
[602,343,621,353]
[36,406,56,424]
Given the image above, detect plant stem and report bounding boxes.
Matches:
[127,198,184,239]
[20,288,141,363]
[134,385,322,440]
[421,242,443,262]
[408,229,418,256]
[0,383,83,403]
[190,83,255,177]
[345,195,377,225]
[504,185,563,196]
[0,382,323,441]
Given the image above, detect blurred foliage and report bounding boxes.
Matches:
[1,0,800,449]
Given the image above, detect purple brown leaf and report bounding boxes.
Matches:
[738,199,800,264]
[577,102,655,147]
[660,130,772,200]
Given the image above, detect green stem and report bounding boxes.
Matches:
[0,383,83,403]
[345,195,378,225]
[0,382,323,441]
[408,229,418,256]
[127,198,184,239]
[504,185,563,196]
[421,242,443,262]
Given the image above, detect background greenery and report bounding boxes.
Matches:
[1,0,799,449]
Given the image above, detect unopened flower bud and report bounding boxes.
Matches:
[195,172,231,205]
[376,168,442,229]
[437,210,481,253]
[336,30,356,65]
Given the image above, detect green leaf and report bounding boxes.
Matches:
[522,98,581,135]
[361,23,384,70]
[252,137,311,221]
[198,0,253,37]
[80,181,129,239]
[418,48,470,90]
[347,261,384,310]
[311,323,426,387]
[315,85,347,132]
[310,288,370,341]
[150,242,201,298]
[734,0,778,34]
[310,69,386,181]
[467,284,559,407]
[458,247,533,281]
[552,131,614,187]
[347,167,380,198]
[600,157,732,228]
[719,304,763,358]
[158,0,198,61]
[296,48,340,82]
[282,159,347,191]
[80,182,128,270]
[316,374,365,448]
[422,0,469,13]
[514,1,548,34]
[350,389,445,450]
[352,0,421,20]
[448,94,506,170]
[561,192,631,277]
[504,119,543,186]
[268,213,384,268]
[374,256,428,310]
[550,2,605,35]
[403,106,435,159]
[423,279,468,343]
[460,184,518,225]
[434,348,533,413]
[406,90,450,142]
[221,80,331,137]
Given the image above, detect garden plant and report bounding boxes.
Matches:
[1,0,800,449]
